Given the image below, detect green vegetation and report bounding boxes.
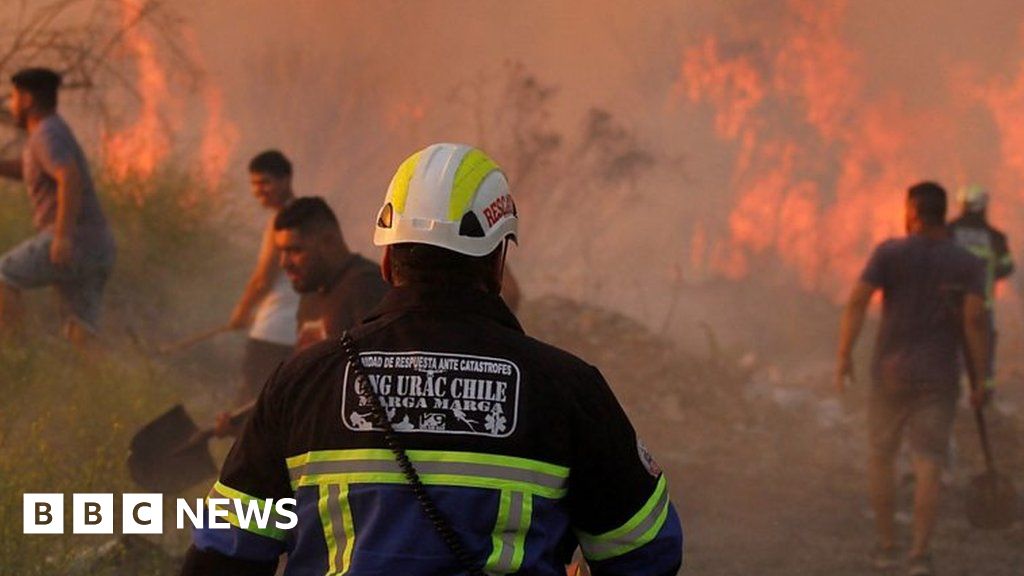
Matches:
[0,169,250,574]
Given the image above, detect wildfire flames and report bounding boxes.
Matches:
[102,0,237,199]
[101,0,171,191]
[94,0,1024,303]
[677,0,1024,299]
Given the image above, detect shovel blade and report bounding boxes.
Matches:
[128,405,217,494]
[966,471,1019,530]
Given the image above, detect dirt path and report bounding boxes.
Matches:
[522,296,1024,576]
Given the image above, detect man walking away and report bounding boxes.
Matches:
[836,182,990,576]
[0,67,116,345]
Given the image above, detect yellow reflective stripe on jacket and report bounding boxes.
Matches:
[287,449,568,498]
[485,490,533,573]
[576,475,671,561]
[318,483,354,575]
[448,148,499,221]
[206,481,288,541]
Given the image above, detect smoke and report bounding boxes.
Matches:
[19,0,1024,342]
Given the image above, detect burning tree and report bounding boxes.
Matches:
[1,1,189,130]
[0,0,236,198]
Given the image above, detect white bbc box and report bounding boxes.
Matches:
[73,493,114,534]
[23,493,64,534]
[122,494,163,534]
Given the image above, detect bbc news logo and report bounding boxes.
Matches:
[23,493,297,534]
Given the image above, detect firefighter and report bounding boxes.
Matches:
[181,143,683,575]
[948,184,1013,384]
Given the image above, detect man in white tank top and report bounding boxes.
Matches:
[227,150,300,403]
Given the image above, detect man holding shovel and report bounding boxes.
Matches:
[836,182,990,576]
[226,150,301,404]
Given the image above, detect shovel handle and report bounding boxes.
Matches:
[172,401,256,455]
[159,324,234,355]
[972,406,996,472]
[963,343,997,472]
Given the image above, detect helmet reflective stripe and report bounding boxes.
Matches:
[388,149,423,215]
[958,184,989,212]
[449,148,499,221]
[375,143,517,257]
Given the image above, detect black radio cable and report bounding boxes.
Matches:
[340,333,486,576]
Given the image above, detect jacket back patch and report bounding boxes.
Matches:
[342,351,521,438]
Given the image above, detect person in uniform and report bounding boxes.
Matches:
[183,143,683,575]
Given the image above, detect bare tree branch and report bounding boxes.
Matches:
[0,0,199,137]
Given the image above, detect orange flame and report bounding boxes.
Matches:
[197,84,237,192]
[102,0,171,194]
[102,0,238,200]
[677,0,938,298]
[968,23,1024,238]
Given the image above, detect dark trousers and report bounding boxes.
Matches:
[239,338,294,405]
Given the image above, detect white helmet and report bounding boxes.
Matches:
[374,143,517,257]
[958,184,989,213]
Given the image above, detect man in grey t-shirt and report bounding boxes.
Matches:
[836,182,989,576]
[0,68,115,343]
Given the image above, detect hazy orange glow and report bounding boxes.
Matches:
[969,25,1024,244]
[386,100,429,131]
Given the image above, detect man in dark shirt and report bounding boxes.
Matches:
[212,197,388,438]
[273,197,388,349]
[836,182,989,576]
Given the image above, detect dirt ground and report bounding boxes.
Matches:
[67,293,1024,575]
[520,296,1024,576]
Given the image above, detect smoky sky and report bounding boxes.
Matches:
[10,0,1024,335]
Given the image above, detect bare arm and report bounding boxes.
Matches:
[0,159,22,180]
[53,161,82,238]
[836,281,875,392]
[963,293,992,407]
[48,161,83,265]
[229,222,280,329]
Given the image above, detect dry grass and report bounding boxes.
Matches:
[0,170,247,574]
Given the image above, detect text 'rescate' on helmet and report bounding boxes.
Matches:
[958,183,989,213]
[374,143,517,257]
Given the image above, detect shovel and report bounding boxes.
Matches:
[964,403,1018,529]
[157,324,234,355]
[127,402,254,493]
[956,313,1019,529]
